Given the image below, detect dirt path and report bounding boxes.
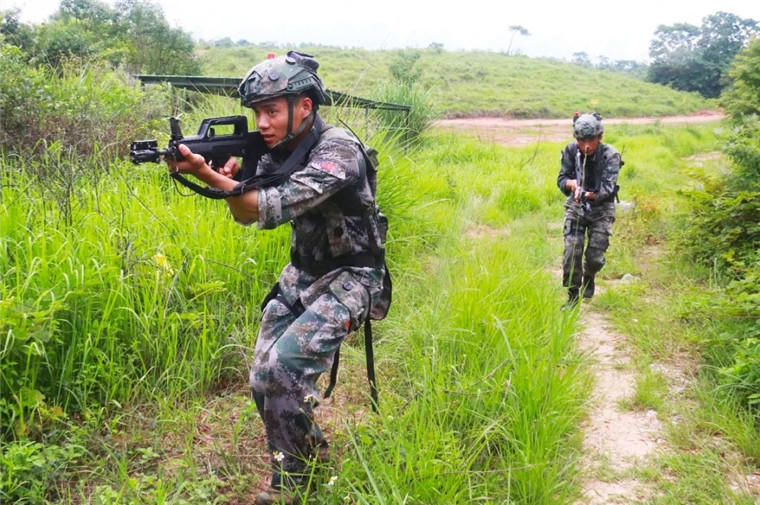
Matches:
[573,308,662,504]
[433,111,724,147]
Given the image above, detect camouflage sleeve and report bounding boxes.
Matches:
[257,137,362,229]
[557,143,576,196]
[597,145,621,202]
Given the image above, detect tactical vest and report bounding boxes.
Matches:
[567,142,623,204]
[288,128,386,274]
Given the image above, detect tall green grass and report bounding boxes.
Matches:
[2,105,592,503]
[304,131,591,504]
[0,155,289,432]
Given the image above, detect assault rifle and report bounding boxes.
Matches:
[574,147,592,214]
[130,115,265,167]
[129,115,267,199]
[129,113,330,199]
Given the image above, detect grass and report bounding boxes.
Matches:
[1,69,756,504]
[2,110,590,503]
[619,368,668,412]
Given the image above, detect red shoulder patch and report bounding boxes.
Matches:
[317,160,340,174]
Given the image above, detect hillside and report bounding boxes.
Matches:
[196,46,714,119]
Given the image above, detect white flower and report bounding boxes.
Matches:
[327,475,338,487]
[273,451,284,463]
[303,394,317,405]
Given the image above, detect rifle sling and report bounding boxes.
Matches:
[324,318,378,414]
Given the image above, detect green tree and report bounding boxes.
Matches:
[610,59,647,77]
[506,25,530,56]
[681,35,760,412]
[572,52,591,67]
[55,0,115,27]
[648,22,701,59]
[1,8,34,51]
[647,11,759,97]
[33,19,97,66]
[19,0,199,74]
[722,37,760,118]
[114,0,199,74]
[428,42,444,54]
[214,37,234,47]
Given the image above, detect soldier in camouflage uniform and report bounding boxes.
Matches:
[166,51,389,505]
[557,112,621,306]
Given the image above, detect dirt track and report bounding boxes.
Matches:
[433,110,724,147]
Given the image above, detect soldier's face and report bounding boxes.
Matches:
[576,136,601,155]
[253,96,312,148]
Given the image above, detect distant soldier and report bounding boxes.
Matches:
[165,51,390,504]
[557,112,621,306]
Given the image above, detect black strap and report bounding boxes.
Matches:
[324,318,378,413]
[365,318,378,412]
[324,348,340,399]
[291,250,384,278]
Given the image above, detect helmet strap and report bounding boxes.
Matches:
[272,95,316,149]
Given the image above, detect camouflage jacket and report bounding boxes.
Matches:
[244,119,389,319]
[253,121,384,263]
[557,142,621,205]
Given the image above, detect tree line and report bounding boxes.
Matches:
[0,0,199,74]
[647,11,759,98]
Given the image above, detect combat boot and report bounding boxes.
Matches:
[258,472,308,505]
[562,288,580,310]
[255,488,298,505]
[583,276,595,299]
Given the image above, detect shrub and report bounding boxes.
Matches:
[374,81,434,146]
[0,43,169,160]
[678,36,760,415]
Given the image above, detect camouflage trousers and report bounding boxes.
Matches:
[250,264,384,489]
[562,200,616,290]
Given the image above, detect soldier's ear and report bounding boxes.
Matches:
[299,95,313,117]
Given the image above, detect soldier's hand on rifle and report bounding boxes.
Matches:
[584,191,596,201]
[165,144,209,177]
[565,179,581,202]
[215,157,240,179]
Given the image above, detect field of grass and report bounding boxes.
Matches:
[194,46,714,119]
[590,129,760,503]
[2,42,756,502]
[5,72,752,501]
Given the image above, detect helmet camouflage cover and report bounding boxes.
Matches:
[573,112,604,139]
[238,51,327,108]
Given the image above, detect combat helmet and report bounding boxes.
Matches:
[238,51,327,108]
[572,112,604,139]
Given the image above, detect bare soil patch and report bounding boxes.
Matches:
[433,111,724,147]
[574,310,661,505]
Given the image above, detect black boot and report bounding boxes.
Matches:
[583,276,595,299]
[563,288,580,309]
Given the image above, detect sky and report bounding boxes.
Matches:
[6,0,760,63]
